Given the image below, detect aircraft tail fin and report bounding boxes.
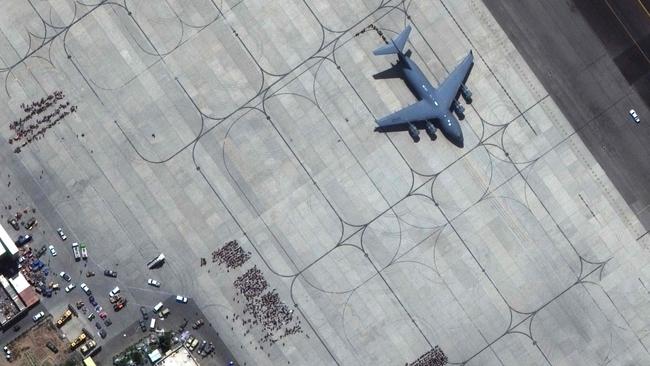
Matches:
[373,25,412,56]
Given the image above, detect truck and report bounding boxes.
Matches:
[147,253,165,269]
[56,309,72,328]
[79,339,96,355]
[69,332,87,350]
[80,243,88,260]
[71,242,80,262]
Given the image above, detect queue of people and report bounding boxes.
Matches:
[409,345,448,366]
[9,90,77,153]
[212,240,251,269]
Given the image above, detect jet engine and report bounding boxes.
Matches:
[452,101,465,120]
[407,123,420,141]
[425,121,437,139]
[460,84,472,104]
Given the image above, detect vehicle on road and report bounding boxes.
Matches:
[153,302,163,313]
[64,283,75,293]
[71,242,80,261]
[46,341,58,353]
[147,253,166,269]
[56,228,67,241]
[192,319,204,329]
[16,235,32,246]
[630,109,641,123]
[24,217,37,230]
[48,244,57,256]
[86,271,95,277]
[32,311,45,322]
[80,339,96,356]
[35,245,47,258]
[7,218,19,231]
[176,295,188,303]
[80,243,88,259]
[56,309,72,328]
[140,306,149,320]
[59,272,71,282]
[80,283,91,295]
[147,279,161,287]
[104,269,117,278]
[109,286,120,297]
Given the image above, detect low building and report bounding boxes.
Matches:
[155,346,200,366]
[0,272,38,328]
[0,224,19,260]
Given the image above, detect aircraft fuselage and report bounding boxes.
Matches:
[400,56,464,147]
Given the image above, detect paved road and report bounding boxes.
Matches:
[484,0,650,235]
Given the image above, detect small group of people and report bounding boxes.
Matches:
[212,240,251,269]
[408,346,448,366]
[231,266,303,346]
[9,91,77,152]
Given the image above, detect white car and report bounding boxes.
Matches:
[630,109,641,123]
[59,272,71,282]
[147,279,161,287]
[65,283,76,293]
[32,311,45,322]
[175,295,188,303]
[56,228,67,241]
[48,245,57,256]
[80,283,91,295]
[109,286,120,297]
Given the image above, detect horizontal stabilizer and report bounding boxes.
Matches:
[373,25,412,55]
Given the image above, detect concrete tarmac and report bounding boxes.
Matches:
[484,0,650,234]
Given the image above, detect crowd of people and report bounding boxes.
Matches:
[8,90,77,153]
[409,346,448,366]
[212,240,251,269]
[229,265,303,347]
[353,24,388,44]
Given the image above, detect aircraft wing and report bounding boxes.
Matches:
[437,51,474,109]
[376,100,435,127]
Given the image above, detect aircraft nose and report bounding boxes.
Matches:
[451,125,464,148]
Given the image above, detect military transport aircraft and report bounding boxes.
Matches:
[373,25,474,147]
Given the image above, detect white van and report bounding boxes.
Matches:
[153,302,163,313]
[149,318,156,330]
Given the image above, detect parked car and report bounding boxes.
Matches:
[139,320,147,332]
[45,341,58,353]
[87,313,95,321]
[89,296,97,307]
[56,228,67,240]
[192,319,204,329]
[59,272,71,282]
[35,245,47,258]
[32,311,45,322]
[147,279,161,287]
[24,217,37,230]
[7,218,19,231]
[139,306,149,320]
[64,283,75,293]
[104,318,112,327]
[16,235,32,246]
[630,109,641,123]
[109,286,120,297]
[98,329,107,339]
[99,311,107,320]
[104,269,117,278]
[48,245,57,256]
[175,295,188,303]
[95,321,102,329]
[80,283,91,295]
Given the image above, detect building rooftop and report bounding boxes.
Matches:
[0,224,18,257]
[156,346,200,366]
